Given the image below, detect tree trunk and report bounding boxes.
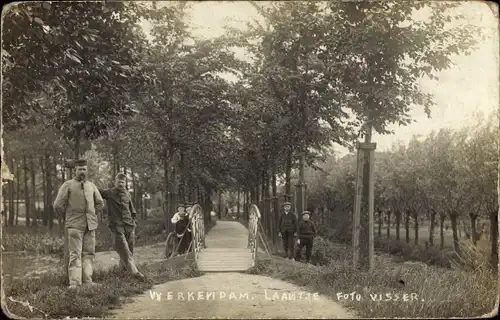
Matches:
[47,155,54,230]
[40,156,48,226]
[272,170,278,244]
[74,133,82,159]
[8,157,15,226]
[61,156,66,181]
[130,167,136,215]
[429,210,437,246]
[243,189,247,220]
[377,210,382,237]
[30,156,37,227]
[413,209,419,245]
[285,148,292,200]
[15,159,20,226]
[262,172,267,233]
[23,156,30,227]
[112,144,117,179]
[450,211,459,253]
[386,210,391,239]
[57,157,63,234]
[245,190,249,220]
[440,213,446,250]
[395,209,401,240]
[469,212,478,245]
[405,210,410,243]
[163,148,170,233]
[490,210,498,271]
[266,172,272,238]
[237,188,241,219]
[218,190,222,220]
[2,187,7,226]
[179,150,185,203]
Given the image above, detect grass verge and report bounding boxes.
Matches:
[2,219,167,256]
[3,256,201,319]
[247,237,498,318]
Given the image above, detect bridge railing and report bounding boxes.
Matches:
[190,204,205,262]
[248,204,261,263]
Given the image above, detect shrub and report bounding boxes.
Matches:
[374,237,453,268]
[2,226,64,255]
[309,236,351,266]
[2,219,166,256]
[451,238,493,272]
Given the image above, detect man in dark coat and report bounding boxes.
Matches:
[278,201,297,260]
[99,173,145,280]
[295,211,317,263]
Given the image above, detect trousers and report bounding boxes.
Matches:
[113,226,138,274]
[66,227,96,286]
[281,231,295,258]
[295,237,313,262]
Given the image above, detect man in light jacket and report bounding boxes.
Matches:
[54,159,104,289]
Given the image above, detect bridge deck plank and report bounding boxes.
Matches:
[198,221,252,272]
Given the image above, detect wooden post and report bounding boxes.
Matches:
[356,140,377,272]
[352,147,364,269]
[368,145,375,270]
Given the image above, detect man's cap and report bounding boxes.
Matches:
[283,202,292,207]
[302,211,311,216]
[74,159,87,166]
[177,204,185,208]
[186,202,194,207]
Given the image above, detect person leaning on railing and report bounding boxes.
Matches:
[171,204,191,254]
[99,173,145,281]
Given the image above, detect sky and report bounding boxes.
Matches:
[141,1,499,157]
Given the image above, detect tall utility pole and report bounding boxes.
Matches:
[352,124,376,272]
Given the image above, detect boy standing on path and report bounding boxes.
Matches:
[295,211,317,263]
[99,173,145,280]
[53,159,104,289]
[278,202,297,260]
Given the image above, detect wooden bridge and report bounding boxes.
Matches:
[168,204,263,272]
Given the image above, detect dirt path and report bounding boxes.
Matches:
[107,272,355,319]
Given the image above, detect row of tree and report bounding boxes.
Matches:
[305,113,498,266]
[2,2,485,239]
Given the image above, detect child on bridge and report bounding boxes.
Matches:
[295,211,317,264]
[171,204,191,254]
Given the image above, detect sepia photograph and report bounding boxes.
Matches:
[1,0,499,318]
